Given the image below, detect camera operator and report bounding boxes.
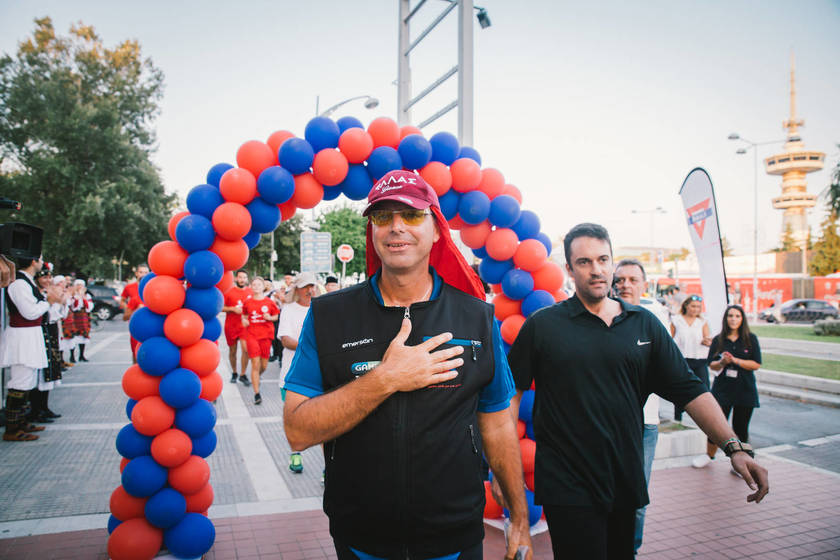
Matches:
[0,254,64,441]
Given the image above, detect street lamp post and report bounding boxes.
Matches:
[728,133,785,319]
[315,95,379,117]
[631,207,666,267]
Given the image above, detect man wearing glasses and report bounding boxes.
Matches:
[283,170,532,560]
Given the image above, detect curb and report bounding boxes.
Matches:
[756,369,840,395]
[757,382,840,408]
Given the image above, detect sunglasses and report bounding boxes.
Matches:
[368,209,431,227]
[688,295,703,302]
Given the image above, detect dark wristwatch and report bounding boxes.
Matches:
[723,439,755,458]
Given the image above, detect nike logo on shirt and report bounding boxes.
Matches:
[637,340,651,346]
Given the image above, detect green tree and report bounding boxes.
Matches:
[773,225,798,252]
[247,214,304,279]
[0,18,175,277]
[809,212,840,276]
[827,145,840,216]
[318,204,367,277]
[721,236,734,257]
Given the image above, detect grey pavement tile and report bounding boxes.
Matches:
[775,441,840,474]
[234,371,285,418]
[207,425,258,505]
[257,421,325,499]
[48,385,130,425]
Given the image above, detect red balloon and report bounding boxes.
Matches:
[266,130,295,155]
[460,222,492,249]
[219,167,258,205]
[110,485,147,521]
[120,457,130,473]
[148,241,188,279]
[447,215,467,231]
[419,161,452,197]
[168,211,189,242]
[500,314,526,345]
[279,200,296,221]
[312,149,349,186]
[184,482,214,513]
[492,294,522,322]
[516,420,526,439]
[400,125,422,139]
[164,308,204,347]
[212,202,252,241]
[200,371,223,401]
[367,117,400,148]
[554,289,569,303]
[216,270,234,294]
[122,364,161,400]
[181,340,220,377]
[236,140,276,178]
[520,437,536,473]
[210,237,249,271]
[491,283,503,295]
[502,184,522,204]
[107,518,163,560]
[292,172,324,209]
[485,228,519,261]
[450,158,482,193]
[533,261,564,294]
[525,471,535,492]
[131,396,175,436]
[168,455,210,495]
[513,239,549,272]
[151,428,193,468]
[478,168,505,199]
[338,128,375,164]
[483,480,503,519]
[142,275,185,316]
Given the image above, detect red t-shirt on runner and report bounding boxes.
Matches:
[121,282,142,310]
[242,298,279,340]
[224,287,253,328]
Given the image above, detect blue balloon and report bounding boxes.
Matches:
[128,307,166,342]
[398,134,432,170]
[458,191,491,225]
[512,210,541,241]
[137,337,181,377]
[305,116,341,153]
[184,287,223,320]
[116,423,153,459]
[278,137,314,175]
[121,455,168,498]
[125,399,137,420]
[337,116,364,133]
[502,269,534,300]
[138,272,156,301]
[186,185,225,220]
[246,197,281,233]
[339,164,373,201]
[525,421,535,440]
[519,389,535,423]
[322,185,342,201]
[184,250,224,289]
[366,146,402,181]
[522,290,555,317]
[175,214,215,253]
[536,232,553,255]
[478,257,514,285]
[429,132,460,165]
[202,317,222,341]
[175,398,217,438]
[164,513,216,559]
[439,189,461,221]
[146,488,187,529]
[257,166,295,205]
[458,146,482,165]
[243,229,261,249]
[107,515,122,534]
[525,489,543,526]
[191,429,217,458]
[472,246,488,259]
[159,368,202,409]
[206,163,233,188]
[489,195,522,228]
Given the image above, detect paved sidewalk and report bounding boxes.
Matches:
[1,321,839,559]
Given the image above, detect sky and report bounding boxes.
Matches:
[2,0,839,256]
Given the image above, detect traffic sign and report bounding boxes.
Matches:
[300,231,332,273]
[336,244,354,263]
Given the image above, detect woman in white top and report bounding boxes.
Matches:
[670,294,711,422]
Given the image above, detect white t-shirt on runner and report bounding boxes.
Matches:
[277,301,310,380]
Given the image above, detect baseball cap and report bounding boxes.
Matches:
[293,271,317,288]
[362,170,440,216]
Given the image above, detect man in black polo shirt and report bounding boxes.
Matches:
[506,223,769,559]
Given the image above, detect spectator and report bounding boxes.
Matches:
[120,264,149,363]
[30,265,65,422]
[70,280,93,362]
[324,275,340,293]
[671,295,712,423]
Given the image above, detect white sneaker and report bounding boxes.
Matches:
[692,454,712,468]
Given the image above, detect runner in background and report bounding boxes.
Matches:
[222,270,253,386]
[241,276,279,405]
[121,264,149,363]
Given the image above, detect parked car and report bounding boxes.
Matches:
[759,298,839,324]
[87,284,122,321]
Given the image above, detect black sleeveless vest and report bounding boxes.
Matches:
[310,278,496,559]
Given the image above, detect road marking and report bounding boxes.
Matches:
[60,382,122,387]
[84,333,123,358]
[799,434,840,447]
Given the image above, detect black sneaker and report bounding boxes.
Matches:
[230,372,238,383]
[254,393,262,405]
[239,375,251,387]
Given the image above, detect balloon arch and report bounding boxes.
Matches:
[107,115,565,559]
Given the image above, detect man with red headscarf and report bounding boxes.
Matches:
[283,170,532,560]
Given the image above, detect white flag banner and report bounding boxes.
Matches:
[679,168,728,336]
